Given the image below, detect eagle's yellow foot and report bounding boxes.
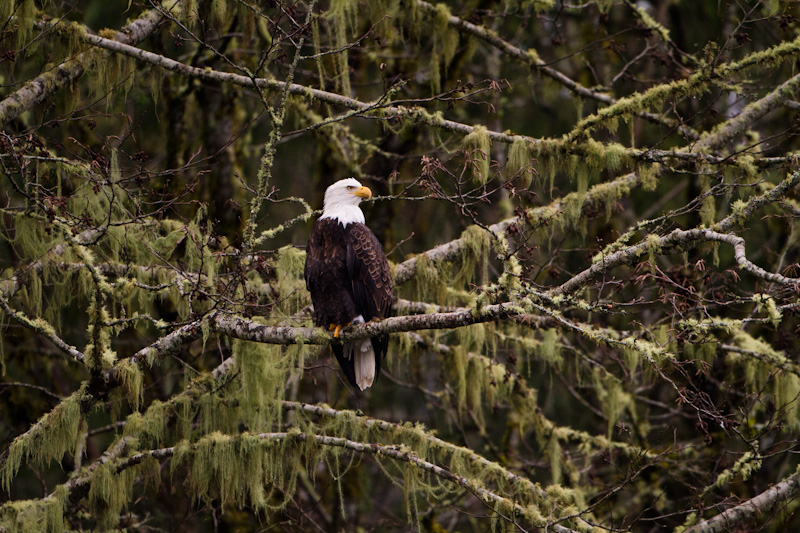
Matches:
[328,322,353,338]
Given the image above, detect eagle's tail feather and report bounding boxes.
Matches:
[342,315,376,390]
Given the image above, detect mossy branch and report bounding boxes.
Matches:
[212,303,521,344]
[0,293,84,363]
[682,469,800,533]
[694,71,800,151]
[0,3,173,127]
[551,171,800,296]
[564,34,800,141]
[415,0,699,140]
[62,432,582,532]
[76,27,800,177]
[394,172,640,285]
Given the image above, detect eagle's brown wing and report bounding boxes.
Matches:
[345,223,393,323]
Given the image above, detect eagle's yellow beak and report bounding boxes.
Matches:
[353,186,372,199]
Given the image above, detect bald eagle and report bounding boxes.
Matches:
[304,178,393,390]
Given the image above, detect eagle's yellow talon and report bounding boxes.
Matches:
[332,324,343,338]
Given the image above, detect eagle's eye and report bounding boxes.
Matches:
[346,186,355,191]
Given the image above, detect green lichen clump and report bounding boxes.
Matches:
[505,137,536,188]
[429,3,460,93]
[462,126,492,184]
[0,485,68,533]
[272,245,309,316]
[327,0,359,96]
[458,225,491,287]
[2,389,85,492]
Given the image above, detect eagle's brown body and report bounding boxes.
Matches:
[305,217,393,389]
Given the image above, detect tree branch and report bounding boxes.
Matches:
[415,0,700,140]
[684,470,800,533]
[0,3,173,128]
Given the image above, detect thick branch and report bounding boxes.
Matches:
[685,470,800,533]
[211,302,520,344]
[694,71,800,151]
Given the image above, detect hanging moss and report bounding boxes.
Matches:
[462,126,492,185]
[13,215,57,263]
[152,228,186,259]
[0,485,68,533]
[536,329,563,369]
[592,370,632,438]
[636,162,660,192]
[698,174,715,227]
[210,0,228,31]
[548,436,562,485]
[410,253,448,305]
[458,225,490,287]
[233,338,289,432]
[172,432,301,513]
[429,3,459,93]
[179,0,197,26]
[273,245,308,316]
[505,138,535,188]
[775,373,800,432]
[327,0,359,95]
[2,389,85,492]
[84,304,117,371]
[114,358,144,412]
[88,460,137,529]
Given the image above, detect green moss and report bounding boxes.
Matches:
[410,253,448,304]
[273,245,308,316]
[629,2,670,42]
[210,0,228,30]
[698,174,715,227]
[0,485,68,533]
[636,162,660,192]
[462,126,492,184]
[458,225,490,287]
[327,0,359,96]
[753,293,782,327]
[429,3,459,93]
[537,329,562,369]
[592,370,632,438]
[88,460,136,529]
[2,389,85,492]
[114,358,144,412]
[233,338,293,432]
[505,138,535,188]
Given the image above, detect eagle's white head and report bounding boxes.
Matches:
[320,178,372,227]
